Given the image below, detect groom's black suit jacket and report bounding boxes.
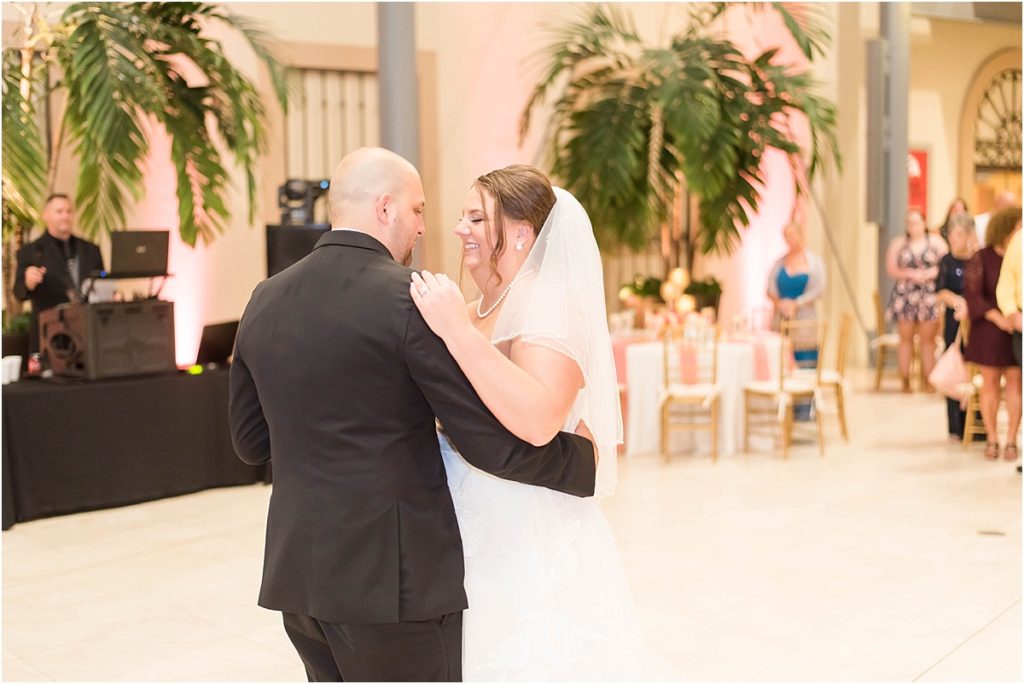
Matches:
[230,230,596,625]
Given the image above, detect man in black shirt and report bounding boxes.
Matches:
[13,193,104,353]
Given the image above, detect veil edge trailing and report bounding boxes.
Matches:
[490,187,623,498]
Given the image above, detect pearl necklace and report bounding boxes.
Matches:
[476,273,526,319]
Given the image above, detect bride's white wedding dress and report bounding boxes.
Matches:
[439,415,653,681]
[434,187,662,681]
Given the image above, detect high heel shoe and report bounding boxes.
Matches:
[1004,444,1018,462]
[984,442,1000,460]
[901,377,913,394]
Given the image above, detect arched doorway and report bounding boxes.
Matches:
[959,49,1023,213]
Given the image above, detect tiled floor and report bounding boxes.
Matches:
[3,371,1021,681]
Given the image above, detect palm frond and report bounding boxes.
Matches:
[142,13,265,235]
[57,3,169,236]
[1,50,47,237]
[211,9,292,113]
[769,2,831,61]
[520,4,640,145]
[684,3,730,40]
[1,2,288,248]
[553,89,658,250]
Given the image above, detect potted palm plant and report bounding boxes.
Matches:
[2,2,289,317]
[520,3,841,291]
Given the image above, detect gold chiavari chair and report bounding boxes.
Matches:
[743,319,828,458]
[660,321,721,462]
[819,312,851,441]
[871,290,902,390]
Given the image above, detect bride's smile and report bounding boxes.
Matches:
[455,186,536,305]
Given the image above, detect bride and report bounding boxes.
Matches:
[410,165,657,681]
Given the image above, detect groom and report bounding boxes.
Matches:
[230,147,596,682]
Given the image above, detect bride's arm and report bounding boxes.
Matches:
[411,271,582,447]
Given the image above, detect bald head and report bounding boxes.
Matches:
[329,147,419,216]
[328,147,426,264]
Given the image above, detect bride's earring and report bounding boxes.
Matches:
[515,241,524,251]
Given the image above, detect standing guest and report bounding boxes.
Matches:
[766,222,827,332]
[13,193,104,353]
[934,214,977,439]
[963,207,1021,461]
[938,197,969,242]
[885,209,949,392]
[766,222,825,420]
[996,226,1022,366]
[997,225,1022,473]
[974,190,1016,247]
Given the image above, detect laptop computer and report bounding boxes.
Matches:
[106,231,170,279]
[195,320,239,367]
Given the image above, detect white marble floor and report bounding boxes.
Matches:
[3,371,1021,682]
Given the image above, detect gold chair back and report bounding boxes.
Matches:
[835,312,851,377]
[661,321,719,389]
[873,290,886,336]
[779,318,829,390]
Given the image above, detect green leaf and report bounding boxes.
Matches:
[2,50,48,239]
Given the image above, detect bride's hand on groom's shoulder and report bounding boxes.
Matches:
[410,270,471,341]
[574,419,598,466]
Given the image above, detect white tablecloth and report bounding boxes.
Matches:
[624,336,783,457]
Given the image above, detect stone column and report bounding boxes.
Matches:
[377,2,422,267]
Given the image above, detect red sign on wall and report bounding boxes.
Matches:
[908,149,928,221]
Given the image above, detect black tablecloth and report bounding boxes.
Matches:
[2,368,266,530]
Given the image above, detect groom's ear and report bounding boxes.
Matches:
[375,193,392,226]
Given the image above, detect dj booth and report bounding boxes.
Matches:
[2,297,262,531]
[0,227,269,530]
[1,367,267,530]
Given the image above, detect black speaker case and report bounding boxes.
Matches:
[39,301,177,380]
[265,224,330,278]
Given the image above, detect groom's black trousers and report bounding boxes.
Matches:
[282,611,463,682]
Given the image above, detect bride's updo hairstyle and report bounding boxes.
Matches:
[473,165,556,286]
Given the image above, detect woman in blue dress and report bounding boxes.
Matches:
[766,222,827,365]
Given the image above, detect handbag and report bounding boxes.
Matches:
[928,328,970,401]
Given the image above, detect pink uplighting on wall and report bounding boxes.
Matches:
[699,6,811,325]
[739,150,797,320]
[129,118,208,366]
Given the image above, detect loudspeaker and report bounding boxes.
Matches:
[266,224,330,277]
[39,301,176,380]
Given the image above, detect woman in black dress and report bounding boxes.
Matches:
[935,215,976,439]
[963,207,1022,460]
